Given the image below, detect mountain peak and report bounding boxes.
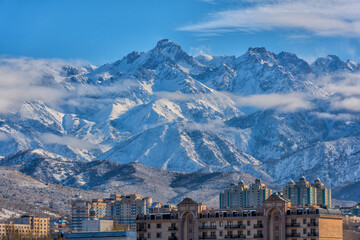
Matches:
[155,39,181,50]
[311,54,350,74]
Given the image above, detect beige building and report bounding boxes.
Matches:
[82,219,114,232]
[220,179,272,209]
[136,195,343,240]
[283,177,331,208]
[71,194,152,232]
[0,215,50,238]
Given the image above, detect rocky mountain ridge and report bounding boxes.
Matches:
[0,39,359,195]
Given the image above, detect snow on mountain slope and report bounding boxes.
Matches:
[97,122,270,179]
[263,135,360,186]
[0,39,360,191]
[0,150,272,207]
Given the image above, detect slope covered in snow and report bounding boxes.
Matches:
[0,39,359,192]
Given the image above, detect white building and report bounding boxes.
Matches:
[82,219,114,232]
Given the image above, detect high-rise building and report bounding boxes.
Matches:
[107,194,152,230]
[219,179,272,209]
[283,177,331,208]
[247,179,272,208]
[71,194,152,232]
[312,178,332,208]
[71,199,91,232]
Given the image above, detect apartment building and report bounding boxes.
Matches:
[220,179,272,209]
[136,195,343,240]
[71,194,152,232]
[0,215,50,238]
[82,219,114,232]
[283,177,331,208]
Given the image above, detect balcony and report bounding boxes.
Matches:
[225,234,247,239]
[286,233,300,237]
[253,234,263,238]
[168,226,178,231]
[225,224,246,229]
[169,237,178,240]
[199,226,217,230]
[308,232,318,236]
[286,223,301,227]
[199,236,217,239]
[308,222,318,227]
[253,224,263,228]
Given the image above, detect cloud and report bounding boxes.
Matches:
[0,57,140,116]
[41,133,100,149]
[0,132,9,141]
[156,91,312,112]
[0,57,69,113]
[313,112,354,121]
[322,73,360,112]
[179,0,360,38]
[232,93,313,112]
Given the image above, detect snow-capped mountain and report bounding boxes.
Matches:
[0,39,360,191]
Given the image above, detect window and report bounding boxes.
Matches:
[211,232,216,236]
[156,223,161,229]
[227,231,233,236]
[247,230,251,236]
[303,219,307,224]
[220,231,223,236]
[247,221,251,226]
[148,224,151,228]
[211,222,216,227]
[303,229,307,234]
[227,221,232,226]
[157,233,162,238]
[220,222,223,227]
[291,219,297,224]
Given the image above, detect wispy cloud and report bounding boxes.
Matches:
[0,57,68,113]
[232,93,313,112]
[0,132,9,141]
[41,133,101,149]
[156,91,312,112]
[313,112,354,121]
[179,0,360,38]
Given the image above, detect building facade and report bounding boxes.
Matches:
[82,219,114,232]
[0,215,50,238]
[283,177,331,208]
[136,195,343,240]
[220,179,272,209]
[71,194,152,232]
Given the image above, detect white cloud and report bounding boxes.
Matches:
[156,91,312,112]
[41,133,100,150]
[179,0,360,38]
[232,93,313,112]
[0,132,9,141]
[313,112,354,121]
[0,57,68,113]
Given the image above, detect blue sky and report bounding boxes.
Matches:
[1,0,359,65]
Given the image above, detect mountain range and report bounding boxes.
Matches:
[0,39,359,215]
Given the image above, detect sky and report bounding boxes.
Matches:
[1,0,360,65]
